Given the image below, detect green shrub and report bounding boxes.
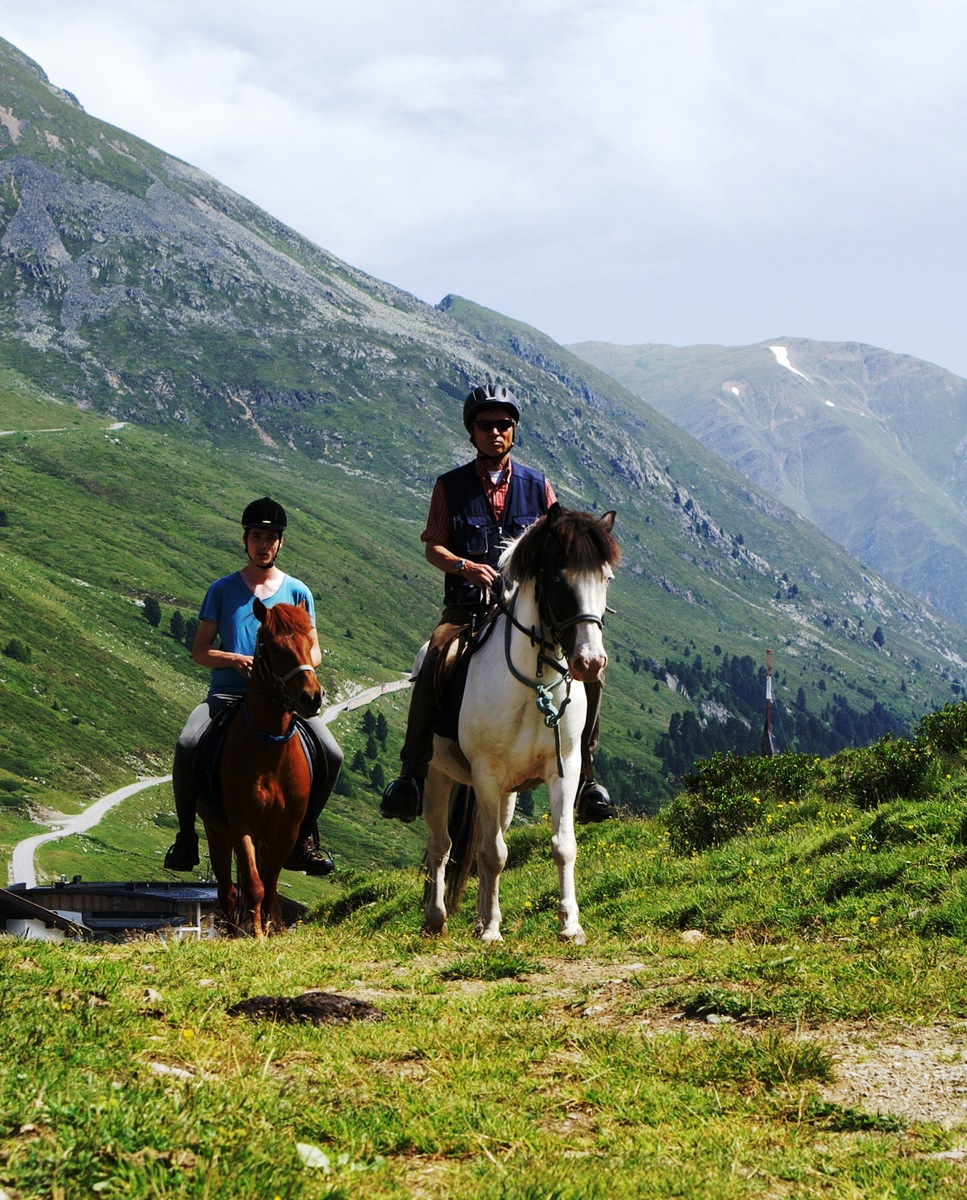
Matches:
[665,784,763,853]
[760,752,824,802]
[663,751,822,854]
[917,701,967,754]
[825,736,930,810]
[3,637,31,663]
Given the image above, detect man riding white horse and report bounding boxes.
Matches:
[380,383,616,825]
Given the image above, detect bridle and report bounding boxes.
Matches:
[244,627,317,743]
[499,557,610,776]
[534,568,606,653]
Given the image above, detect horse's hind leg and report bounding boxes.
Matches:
[204,821,238,933]
[421,770,452,936]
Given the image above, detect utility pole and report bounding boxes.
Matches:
[760,648,775,757]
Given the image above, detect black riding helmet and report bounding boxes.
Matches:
[242,496,287,531]
[462,383,521,431]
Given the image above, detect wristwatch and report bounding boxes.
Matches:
[453,559,466,574]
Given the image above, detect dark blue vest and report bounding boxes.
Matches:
[440,460,548,607]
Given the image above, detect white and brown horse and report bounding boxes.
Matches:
[422,503,619,944]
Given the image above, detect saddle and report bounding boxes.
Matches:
[431,605,500,741]
[194,699,320,816]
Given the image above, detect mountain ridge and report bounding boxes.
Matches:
[569,336,967,631]
[1,35,966,845]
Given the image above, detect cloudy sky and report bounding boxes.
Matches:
[7,2,967,375]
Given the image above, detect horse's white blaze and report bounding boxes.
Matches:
[563,566,611,683]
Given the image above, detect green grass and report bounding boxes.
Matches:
[12,712,967,1195]
[6,768,967,1197]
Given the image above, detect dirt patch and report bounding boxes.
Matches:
[520,958,967,1131]
[27,805,72,825]
[304,951,967,1132]
[817,1021,967,1130]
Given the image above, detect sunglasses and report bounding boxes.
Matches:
[474,419,515,433]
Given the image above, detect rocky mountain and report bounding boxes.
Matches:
[2,34,967,820]
[568,337,967,632]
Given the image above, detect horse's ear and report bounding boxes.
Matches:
[546,502,563,524]
[253,598,268,622]
[599,510,616,533]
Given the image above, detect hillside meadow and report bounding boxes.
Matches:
[6,709,967,1198]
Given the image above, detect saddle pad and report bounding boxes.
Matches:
[433,648,472,741]
[432,608,500,741]
[195,700,241,810]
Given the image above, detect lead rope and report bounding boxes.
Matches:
[502,590,572,776]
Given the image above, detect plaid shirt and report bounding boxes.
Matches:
[421,458,557,547]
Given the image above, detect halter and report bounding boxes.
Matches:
[500,562,607,777]
[245,627,317,743]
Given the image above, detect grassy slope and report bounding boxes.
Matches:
[5,358,967,886]
[4,738,967,1197]
[0,380,436,874]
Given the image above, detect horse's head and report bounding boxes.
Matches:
[252,599,324,718]
[504,504,619,682]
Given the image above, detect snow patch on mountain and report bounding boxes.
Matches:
[769,345,809,380]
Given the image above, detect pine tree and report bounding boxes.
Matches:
[143,596,162,627]
[183,617,199,650]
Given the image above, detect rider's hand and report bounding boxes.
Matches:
[461,561,500,589]
[235,655,254,677]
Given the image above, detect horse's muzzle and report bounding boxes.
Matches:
[568,649,607,683]
[295,685,323,719]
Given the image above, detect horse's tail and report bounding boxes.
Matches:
[445,785,477,910]
[422,784,477,913]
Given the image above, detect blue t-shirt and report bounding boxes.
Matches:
[198,571,316,696]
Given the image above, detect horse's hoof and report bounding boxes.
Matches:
[476,929,503,945]
[420,922,447,938]
[558,928,586,945]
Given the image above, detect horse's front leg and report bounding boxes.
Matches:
[235,833,265,938]
[421,768,452,936]
[472,778,509,944]
[259,836,293,936]
[548,768,586,945]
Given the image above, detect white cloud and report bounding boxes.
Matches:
[6,1,967,372]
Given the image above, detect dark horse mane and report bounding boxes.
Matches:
[504,504,620,584]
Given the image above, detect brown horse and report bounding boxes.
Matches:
[198,599,323,937]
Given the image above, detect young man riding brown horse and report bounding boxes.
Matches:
[164,497,343,875]
[380,383,616,825]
